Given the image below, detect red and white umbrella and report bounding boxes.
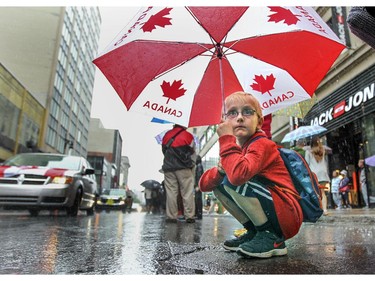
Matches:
[93,6,346,127]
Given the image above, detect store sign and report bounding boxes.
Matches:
[310,82,374,126]
[331,7,351,48]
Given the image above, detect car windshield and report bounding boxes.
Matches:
[109,189,126,196]
[102,189,110,195]
[3,154,81,170]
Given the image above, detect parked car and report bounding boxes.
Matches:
[96,188,133,213]
[0,153,98,216]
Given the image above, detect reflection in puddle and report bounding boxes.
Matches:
[39,226,58,273]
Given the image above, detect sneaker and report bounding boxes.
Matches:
[185,218,195,223]
[237,230,287,258]
[223,230,256,252]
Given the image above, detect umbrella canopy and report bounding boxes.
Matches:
[281,125,327,143]
[140,179,161,190]
[93,6,345,127]
[365,155,375,167]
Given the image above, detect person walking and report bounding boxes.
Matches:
[199,91,303,259]
[331,170,342,209]
[292,139,306,158]
[305,136,330,215]
[144,188,153,214]
[162,124,196,223]
[194,155,204,220]
[358,159,369,208]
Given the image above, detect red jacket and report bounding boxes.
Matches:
[199,131,303,239]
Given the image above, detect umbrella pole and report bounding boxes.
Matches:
[219,58,226,118]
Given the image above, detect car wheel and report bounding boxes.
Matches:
[66,188,82,217]
[29,209,40,217]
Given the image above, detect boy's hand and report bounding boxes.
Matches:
[217,161,226,176]
[217,118,233,137]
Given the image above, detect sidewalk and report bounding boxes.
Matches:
[159,208,375,274]
[318,207,375,223]
[208,206,375,223]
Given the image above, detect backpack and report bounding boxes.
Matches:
[251,136,323,223]
[278,148,323,222]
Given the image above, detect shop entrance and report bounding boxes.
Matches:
[327,120,364,207]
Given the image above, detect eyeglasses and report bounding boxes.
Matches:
[224,108,257,119]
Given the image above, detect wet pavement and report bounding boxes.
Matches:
[0,207,375,274]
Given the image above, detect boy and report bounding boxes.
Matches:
[199,91,303,258]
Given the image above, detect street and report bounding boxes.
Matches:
[0,208,375,274]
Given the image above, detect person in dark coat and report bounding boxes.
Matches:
[194,155,204,219]
[162,124,196,223]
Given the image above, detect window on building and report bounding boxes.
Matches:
[46,126,57,147]
[0,94,19,147]
[50,98,61,121]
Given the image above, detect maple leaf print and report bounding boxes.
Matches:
[141,8,173,32]
[161,80,187,104]
[268,7,300,25]
[250,74,276,97]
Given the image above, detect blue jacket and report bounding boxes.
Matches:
[339,177,350,188]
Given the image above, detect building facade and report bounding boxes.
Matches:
[0,64,45,161]
[120,156,131,187]
[303,64,375,205]
[0,7,101,156]
[87,118,123,191]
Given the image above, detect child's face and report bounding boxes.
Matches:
[225,97,263,143]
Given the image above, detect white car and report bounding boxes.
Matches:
[0,153,98,216]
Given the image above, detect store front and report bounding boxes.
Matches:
[304,64,375,207]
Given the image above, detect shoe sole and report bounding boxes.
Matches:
[236,247,287,258]
[222,244,238,252]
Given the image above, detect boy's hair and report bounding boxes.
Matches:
[225,91,263,118]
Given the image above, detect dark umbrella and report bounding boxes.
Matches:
[141,180,161,190]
